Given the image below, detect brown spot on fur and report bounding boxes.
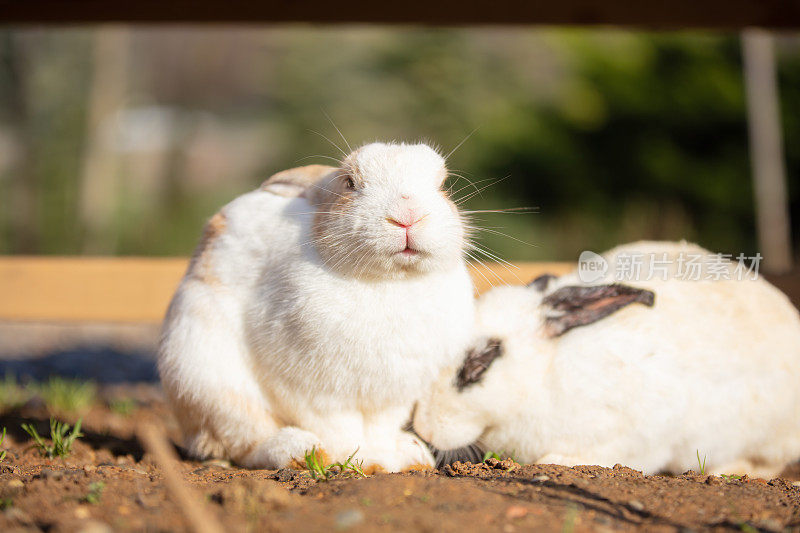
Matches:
[188,211,227,285]
[543,283,655,337]
[205,212,226,242]
[456,338,504,391]
[361,464,387,475]
[403,463,435,472]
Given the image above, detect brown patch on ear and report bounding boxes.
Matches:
[456,338,504,391]
[188,211,227,285]
[542,284,655,337]
[260,164,337,198]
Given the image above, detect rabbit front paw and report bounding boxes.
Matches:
[395,432,435,471]
[344,433,433,473]
[241,426,323,469]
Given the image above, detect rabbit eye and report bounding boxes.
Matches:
[344,177,355,190]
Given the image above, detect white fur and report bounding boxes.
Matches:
[414,241,800,477]
[159,142,475,471]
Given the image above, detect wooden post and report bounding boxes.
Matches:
[742,29,793,273]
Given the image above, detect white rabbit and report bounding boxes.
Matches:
[414,241,800,478]
[158,142,475,472]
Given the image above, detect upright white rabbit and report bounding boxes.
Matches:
[414,241,800,477]
[158,142,475,471]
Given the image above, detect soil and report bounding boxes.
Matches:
[3,310,800,533]
[0,388,799,533]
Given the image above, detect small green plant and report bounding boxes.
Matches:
[34,377,96,414]
[21,418,83,458]
[109,398,137,416]
[562,503,580,533]
[483,450,519,463]
[0,427,6,461]
[304,447,329,479]
[0,373,31,411]
[696,450,706,475]
[720,473,743,481]
[335,449,366,478]
[483,451,502,462]
[82,481,105,504]
[304,447,366,481]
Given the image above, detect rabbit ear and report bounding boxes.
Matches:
[260,165,337,198]
[456,338,504,391]
[542,284,655,337]
[528,273,557,292]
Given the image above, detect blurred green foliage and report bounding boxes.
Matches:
[0,28,798,261]
[474,32,767,259]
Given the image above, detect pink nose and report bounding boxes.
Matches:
[387,197,425,228]
[387,216,420,229]
[387,208,424,228]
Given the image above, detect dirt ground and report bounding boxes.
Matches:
[4,277,800,533]
[0,387,799,533]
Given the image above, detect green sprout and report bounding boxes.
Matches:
[21,418,83,458]
[0,373,31,411]
[483,450,519,463]
[304,446,366,481]
[109,398,137,416]
[83,481,105,504]
[483,451,502,462]
[0,427,6,461]
[562,503,580,533]
[34,377,96,414]
[696,450,706,475]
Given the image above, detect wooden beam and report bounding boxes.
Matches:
[0,257,573,323]
[0,257,188,323]
[0,0,799,28]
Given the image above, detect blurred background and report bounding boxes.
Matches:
[0,24,799,448]
[2,26,799,263]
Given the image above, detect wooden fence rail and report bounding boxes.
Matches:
[0,257,573,323]
[1,0,799,28]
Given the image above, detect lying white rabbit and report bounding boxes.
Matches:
[158,142,475,471]
[414,241,800,477]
